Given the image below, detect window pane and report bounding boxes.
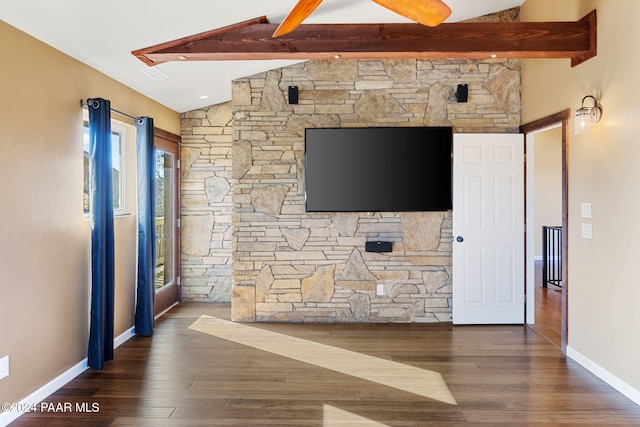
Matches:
[111,131,122,211]
[83,121,125,214]
[155,150,175,290]
[83,122,90,214]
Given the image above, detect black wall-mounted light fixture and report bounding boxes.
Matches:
[456,84,468,103]
[288,86,299,104]
[575,95,603,134]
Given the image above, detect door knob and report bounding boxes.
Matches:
[456,236,464,243]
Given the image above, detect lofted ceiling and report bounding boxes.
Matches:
[0,0,525,113]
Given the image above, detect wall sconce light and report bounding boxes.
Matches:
[575,95,603,134]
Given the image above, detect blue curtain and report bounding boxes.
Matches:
[135,117,156,336]
[87,98,115,370]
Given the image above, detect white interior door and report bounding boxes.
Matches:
[452,133,524,324]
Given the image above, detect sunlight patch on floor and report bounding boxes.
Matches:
[323,405,389,426]
[189,315,457,405]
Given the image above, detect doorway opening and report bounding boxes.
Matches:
[521,110,570,353]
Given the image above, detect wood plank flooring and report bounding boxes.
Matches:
[10,302,640,426]
[529,260,563,347]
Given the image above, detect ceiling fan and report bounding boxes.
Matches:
[273,0,452,37]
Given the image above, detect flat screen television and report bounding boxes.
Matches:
[305,126,453,212]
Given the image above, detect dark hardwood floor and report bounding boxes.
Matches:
[10,301,640,426]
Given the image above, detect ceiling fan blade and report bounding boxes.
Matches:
[372,0,452,27]
[273,0,324,37]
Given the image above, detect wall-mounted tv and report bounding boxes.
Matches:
[305,126,453,212]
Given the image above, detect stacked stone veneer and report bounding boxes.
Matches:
[230,55,520,322]
[180,102,233,301]
[180,10,522,319]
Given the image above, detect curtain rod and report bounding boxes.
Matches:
[81,98,144,123]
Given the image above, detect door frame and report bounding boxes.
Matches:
[520,110,570,354]
[154,128,181,316]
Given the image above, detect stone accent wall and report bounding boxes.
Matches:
[180,102,233,301]
[231,56,521,322]
[179,8,522,312]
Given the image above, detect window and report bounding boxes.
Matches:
[83,118,127,216]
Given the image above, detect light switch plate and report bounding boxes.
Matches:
[376,284,384,296]
[581,223,593,239]
[0,355,9,380]
[581,203,592,219]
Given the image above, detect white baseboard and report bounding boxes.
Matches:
[114,326,135,348]
[0,359,87,427]
[567,346,640,406]
[0,327,136,427]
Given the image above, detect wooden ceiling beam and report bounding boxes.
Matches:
[133,11,596,68]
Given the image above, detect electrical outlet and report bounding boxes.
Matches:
[376,284,384,296]
[0,355,9,380]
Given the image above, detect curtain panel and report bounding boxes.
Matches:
[87,98,115,370]
[135,117,156,336]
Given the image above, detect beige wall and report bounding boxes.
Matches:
[521,0,640,392]
[533,127,563,257]
[0,20,180,405]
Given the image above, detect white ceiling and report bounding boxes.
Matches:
[0,0,524,113]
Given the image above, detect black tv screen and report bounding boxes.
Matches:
[305,127,453,212]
